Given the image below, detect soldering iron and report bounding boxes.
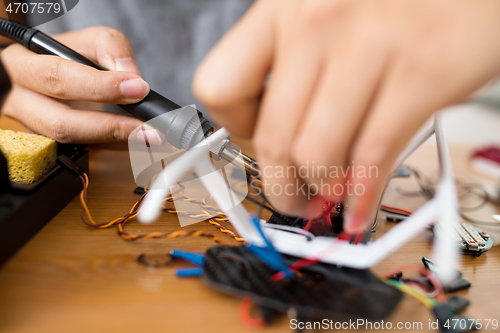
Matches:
[0,18,259,177]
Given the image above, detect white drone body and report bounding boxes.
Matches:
[138,114,459,283]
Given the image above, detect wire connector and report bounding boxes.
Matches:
[57,156,86,177]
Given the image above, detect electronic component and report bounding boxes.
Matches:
[267,203,344,237]
[422,256,462,280]
[139,115,461,277]
[441,277,472,294]
[446,295,470,314]
[266,205,373,245]
[203,246,402,321]
[421,257,471,294]
[432,221,493,255]
[432,305,479,333]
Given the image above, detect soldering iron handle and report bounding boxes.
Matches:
[28,31,106,70]
[28,31,187,120]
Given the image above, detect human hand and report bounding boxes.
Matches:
[1,26,150,145]
[194,0,500,233]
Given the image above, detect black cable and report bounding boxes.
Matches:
[456,183,490,212]
[291,217,303,228]
[231,188,275,214]
[258,197,265,222]
[380,208,410,217]
[250,181,276,211]
[391,166,500,228]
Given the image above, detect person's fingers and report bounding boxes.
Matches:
[341,47,455,234]
[2,85,143,144]
[290,30,389,218]
[252,18,325,217]
[342,9,500,234]
[193,0,275,138]
[55,26,141,75]
[1,44,149,104]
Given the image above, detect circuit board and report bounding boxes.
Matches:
[433,221,493,256]
[266,203,344,237]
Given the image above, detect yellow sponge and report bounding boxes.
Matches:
[0,129,57,184]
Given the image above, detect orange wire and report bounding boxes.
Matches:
[303,219,313,232]
[79,173,234,243]
[239,297,267,329]
[380,205,413,216]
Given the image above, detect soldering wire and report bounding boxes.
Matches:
[79,173,251,243]
[78,173,226,244]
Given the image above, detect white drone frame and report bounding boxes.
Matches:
[138,114,459,283]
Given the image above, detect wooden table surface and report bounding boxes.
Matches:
[0,116,499,333]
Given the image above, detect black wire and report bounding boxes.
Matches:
[409,167,435,199]
[250,181,276,211]
[371,215,379,232]
[258,197,265,222]
[380,208,410,217]
[393,166,500,228]
[456,184,490,212]
[291,217,303,227]
[232,188,275,213]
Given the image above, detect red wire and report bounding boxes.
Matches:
[239,297,267,329]
[325,202,333,227]
[353,233,363,245]
[380,205,413,216]
[303,219,313,232]
[275,202,359,278]
[385,265,447,304]
[270,271,287,281]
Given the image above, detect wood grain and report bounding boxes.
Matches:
[0,116,499,333]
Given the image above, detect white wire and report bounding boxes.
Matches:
[262,223,316,240]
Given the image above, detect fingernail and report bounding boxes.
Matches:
[120,79,150,99]
[136,129,163,145]
[115,58,140,74]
